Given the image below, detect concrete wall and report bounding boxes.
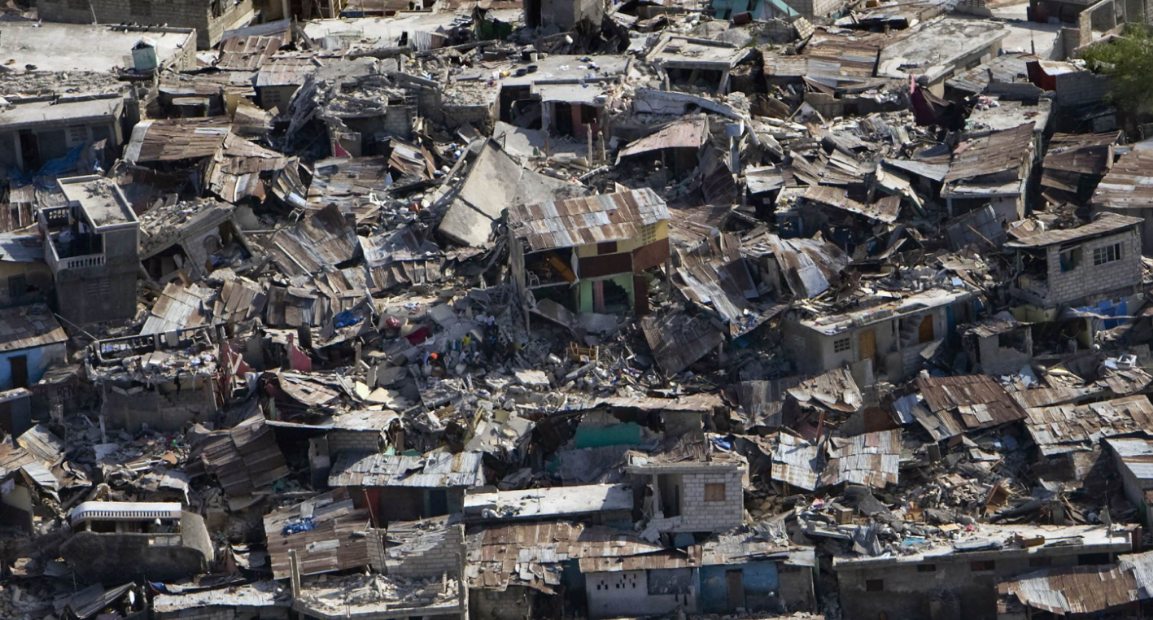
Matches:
[469,586,534,620]
[101,377,218,431]
[156,605,288,620]
[700,562,781,614]
[973,331,1033,376]
[54,225,139,326]
[37,0,253,48]
[0,261,53,309]
[782,0,844,17]
[1095,206,1153,255]
[537,0,605,29]
[60,530,211,583]
[837,548,1128,620]
[777,564,815,612]
[258,85,299,112]
[0,343,66,391]
[586,569,698,619]
[0,117,122,173]
[786,305,956,383]
[1055,70,1110,109]
[385,522,464,579]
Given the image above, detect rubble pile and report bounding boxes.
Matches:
[0,0,1152,618]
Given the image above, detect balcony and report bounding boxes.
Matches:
[39,206,106,274]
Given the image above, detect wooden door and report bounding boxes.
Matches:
[918,315,935,344]
[860,329,876,361]
[726,570,744,612]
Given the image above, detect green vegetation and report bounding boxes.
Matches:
[1078,24,1153,120]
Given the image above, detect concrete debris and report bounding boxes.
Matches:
[0,0,1148,619]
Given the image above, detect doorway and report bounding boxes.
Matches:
[726,570,745,612]
[860,329,875,363]
[9,355,29,389]
[554,102,573,136]
[918,315,935,343]
[18,131,39,172]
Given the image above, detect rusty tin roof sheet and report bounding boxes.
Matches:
[329,451,485,488]
[1092,149,1153,210]
[917,374,1027,430]
[508,188,669,252]
[1005,213,1143,249]
[820,429,901,489]
[1026,395,1153,456]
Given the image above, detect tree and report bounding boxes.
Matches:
[1078,24,1153,123]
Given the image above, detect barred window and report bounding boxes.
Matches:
[833,337,851,353]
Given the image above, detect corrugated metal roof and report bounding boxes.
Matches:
[820,429,901,489]
[1027,395,1153,456]
[466,521,668,592]
[640,311,725,376]
[739,375,804,429]
[218,28,290,71]
[579,548,701,573]
[771,432,821,491]
[0,304,67,354]
[1106,436,1153,481]
[329,451,485,488]
[256,55,319,87]
[463,484,632,521]
[1092,149,1153,211]
[268,204,360,275]
[943,123,1035,184]
[508,188,670,252]
[917,374,1027,430]
[189,416,290,504]
[141,282,215,335]
[56,583,136,620]
[739,368,862,429]
[16,424,64,463]
[802,186,900,224]
[617,116,708,160]
[999,562,1141,615]
[1006,213,1143,249]
[1044,132,1119,175]
[263,488,382,579]
[124,117,232,164]
[700,528,811,566]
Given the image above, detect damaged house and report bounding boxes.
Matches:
[784,286,977,386]
[60,501,214,584]
[941,123,1036,223]
[1007,213,1143,313]
[40,175,140,326]
[328,451,486,523]
[509,187,671,318]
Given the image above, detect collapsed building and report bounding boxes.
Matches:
[2,0,1153,619]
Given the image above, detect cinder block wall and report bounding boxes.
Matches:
[1043,228,1141,306]
[650,469,744,533]
[327,430,384,455]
